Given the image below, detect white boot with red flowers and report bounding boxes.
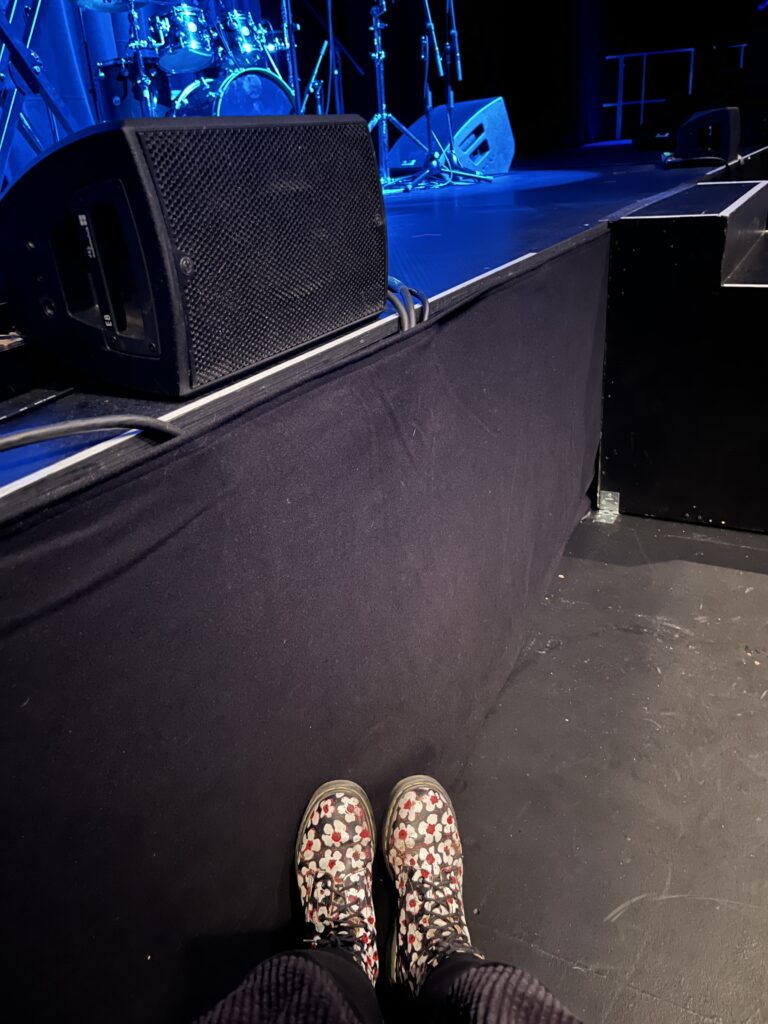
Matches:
[295,780,379,986]
[382,774,484,995]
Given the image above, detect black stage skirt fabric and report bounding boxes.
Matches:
[0,233,608,1023]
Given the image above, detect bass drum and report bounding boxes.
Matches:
[172,67,295,117]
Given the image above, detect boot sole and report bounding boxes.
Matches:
[295,779,377,868]
[380,774,459,986]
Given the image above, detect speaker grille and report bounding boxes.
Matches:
[138,121,387,389]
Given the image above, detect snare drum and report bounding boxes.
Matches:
[172,66,295,117]
[151,4,214,74]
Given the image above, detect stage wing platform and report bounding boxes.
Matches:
[0,145,765,1023]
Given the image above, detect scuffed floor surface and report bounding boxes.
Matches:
[455,515,768,1024]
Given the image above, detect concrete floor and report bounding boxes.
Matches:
[454,515,768,1024]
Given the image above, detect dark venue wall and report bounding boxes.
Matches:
[3,0,768,191]
[310,1,586,154]
[319,0,766,153]
[594,0,768,145]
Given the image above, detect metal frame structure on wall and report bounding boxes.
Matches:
[0,2,76,189]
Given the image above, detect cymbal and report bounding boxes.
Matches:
[69,0,149,12]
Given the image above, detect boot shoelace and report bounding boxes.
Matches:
[306,875,369,957]
[403,875,483,965]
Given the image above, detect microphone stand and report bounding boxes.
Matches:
[367,1,429,188]
[301,39,328,114]
[424,0,443,79]
[441,0,491,182]
[280,0,302,112]
[420,0,443,161]
[324,0,343,113]
[401,9,444,191]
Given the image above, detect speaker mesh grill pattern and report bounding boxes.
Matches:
[138,121,387,389]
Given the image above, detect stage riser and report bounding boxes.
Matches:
[0,233,608,1023]
[727,146,768,181]
[602,181,768,533]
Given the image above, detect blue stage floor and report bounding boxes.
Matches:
[386,146,704,295]
[0,146,706,490]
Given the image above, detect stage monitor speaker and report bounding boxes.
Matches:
[0,116,387,397]
[389,98,515,176]
[675,106,741,163]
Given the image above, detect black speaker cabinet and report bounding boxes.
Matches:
[0,116,387,396]
[389,98,515,176]
[675,106,741,163]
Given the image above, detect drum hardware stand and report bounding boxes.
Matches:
[301,39,328,114]
[303,0,366,112]
[367,1,428,188]
[125,0,157,117]
[17,109,45,151]
[250,23,284,80]
[323,0,342,114]
[328,44,343,113]
[213,1,241,70]
[440,0,491,184]
[0,7,77,192]
[279,0,301,111]
[75,7,100,122]
[263,46,284,80]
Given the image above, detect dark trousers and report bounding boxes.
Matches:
[197,948,583,1023]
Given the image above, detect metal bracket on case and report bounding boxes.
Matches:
[594,488,620,525]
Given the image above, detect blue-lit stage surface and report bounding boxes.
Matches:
[385,145,708,296]
[0,145,713,497]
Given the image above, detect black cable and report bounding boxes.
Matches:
[0,415,182,453]
[389,276,430,326]
[398,283,417,329]
[0,387,74,426]
[662,154,730,170]
[408,286,430,323]
[386,289,409,331]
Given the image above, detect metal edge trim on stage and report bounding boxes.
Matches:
[625,180,768,219]
[0,251,536,507]
[0,229,612,526]
[606,143,768,223]
[155,247,542,429]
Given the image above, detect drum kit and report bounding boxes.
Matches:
[66,0,487,191]
[79,0,301,121]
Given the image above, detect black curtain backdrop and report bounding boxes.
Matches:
[0,233,607,1023]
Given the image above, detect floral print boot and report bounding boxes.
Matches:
[382,774,484,995]
[295,780,379,985]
